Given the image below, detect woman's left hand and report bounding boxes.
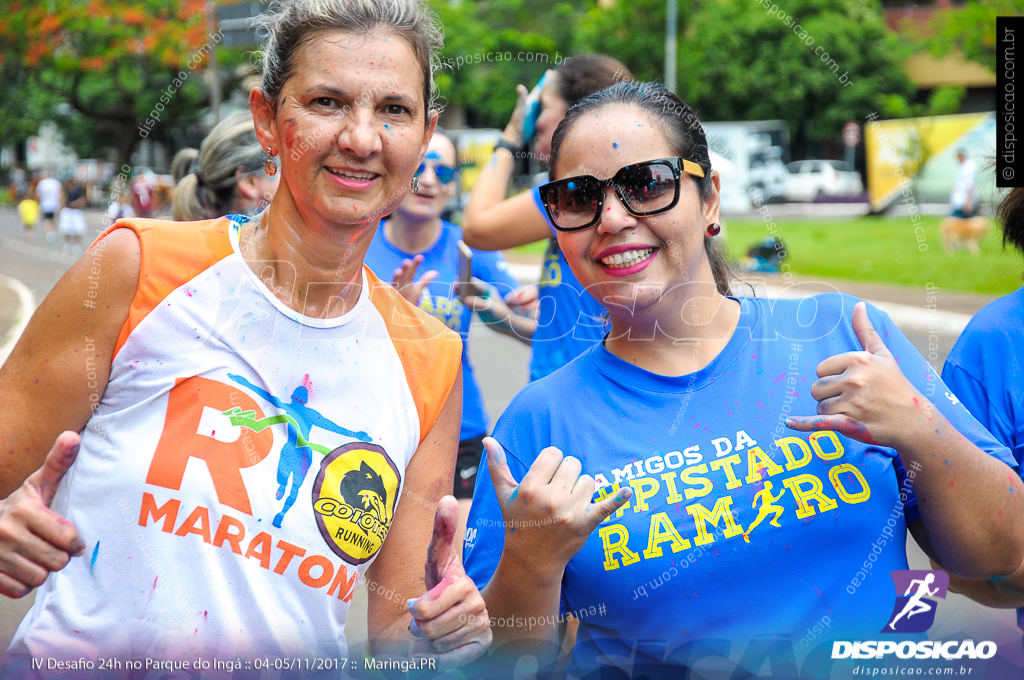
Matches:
[390,255,438,306]
[407,496,491,669]
[786,301,927,449]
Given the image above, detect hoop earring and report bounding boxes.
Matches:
[264,147,277,176]
[411,176,420,193]
[706,223,721,237]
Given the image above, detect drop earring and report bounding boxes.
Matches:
[706,223,721,237]
[264,147,277,176]
[411,176,420,193]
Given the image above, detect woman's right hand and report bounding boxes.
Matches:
[483,437,631,576]
[502,84,531,148]
[0,432,85,598]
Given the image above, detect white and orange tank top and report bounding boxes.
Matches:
[9,216,462,662]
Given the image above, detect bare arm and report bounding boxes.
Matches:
[0,227,139,597]
[366,368,492,668]
[0,227,139,496]
[461,83,554,252]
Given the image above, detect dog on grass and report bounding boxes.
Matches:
[940,216,990,253]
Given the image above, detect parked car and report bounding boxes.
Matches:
[785,160,863,202]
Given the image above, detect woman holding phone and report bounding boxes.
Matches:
[0,0,490,667]
[463,81,1024,677]
[364,127,533,550]
[462,55,632,381]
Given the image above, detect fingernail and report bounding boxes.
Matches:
[785,418,795,427]
[406,598,418,610]
[408,620,424,638]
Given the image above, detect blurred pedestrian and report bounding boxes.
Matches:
[57,185,88,254]
[10,164,27,201]
[131,174,153,217]
[951,147,977,218]
[936,186,1024,617]
[17,193,39,242]
[171,112,280,220]
[462,55,632,381]
[35,170,62,242]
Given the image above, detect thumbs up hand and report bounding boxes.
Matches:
[786,302,929,449]
[406,495,491,669]
[0,431,86,598]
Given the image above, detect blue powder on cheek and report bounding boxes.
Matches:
[613,142,618,149]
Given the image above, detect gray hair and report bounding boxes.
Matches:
[256,0,443,119]
[171,113,266,221]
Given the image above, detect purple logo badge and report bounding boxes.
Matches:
[882,570,949,633]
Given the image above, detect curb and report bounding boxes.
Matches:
[0,274,36,365]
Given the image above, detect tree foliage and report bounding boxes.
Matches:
[0,0,235,165]
[681,0,913,153]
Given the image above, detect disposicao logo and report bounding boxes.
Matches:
[882,570,948,633]
[831,570,996,661]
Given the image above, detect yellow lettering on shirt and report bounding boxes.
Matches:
[661,472,685,504]
[778,436,813,471]
[680,464,714,500]
[630,477,660,513]
[783,473,839,519]
[710,454,743,490]
[643,512,691,559]
[686,496,744,546]
[828,463,872,504]
[597,484,629,521]
[744,446,784,484]
[810,431,844,460]
[599,524,641,571]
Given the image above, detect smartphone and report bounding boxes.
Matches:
[457,239,473,298]
[520,72,549,146]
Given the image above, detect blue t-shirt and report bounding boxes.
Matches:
[364,220,519,441]
[942,286,1024,628]
[465,294,1016,677]
[529,185,606,381]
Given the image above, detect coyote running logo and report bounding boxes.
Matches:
[312,442,401,564]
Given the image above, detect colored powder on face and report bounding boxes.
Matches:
[613,143,618,149]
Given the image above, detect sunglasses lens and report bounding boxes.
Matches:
[548,178,602,230]
[434,166,456,184]
[619,162,676,213]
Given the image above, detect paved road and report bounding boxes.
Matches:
[0,206,1018,665]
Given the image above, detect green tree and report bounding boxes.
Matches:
[0,0,235,166]
[571,0,679,83]
[926,0,1022,69]
[681,0,913,155]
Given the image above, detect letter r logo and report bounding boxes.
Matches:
[146,376,274,514]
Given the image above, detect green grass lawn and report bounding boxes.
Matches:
[513,216,1024,295]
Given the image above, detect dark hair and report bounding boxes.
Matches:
[997,187,1024,262]
[257,0,442,120]
[554,55,632,108]
[548,79,732,295]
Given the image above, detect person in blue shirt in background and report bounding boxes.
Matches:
[936,187,1024,627]
[364,127,535,555]
[462,81,1024,679]
[462,56,633,382]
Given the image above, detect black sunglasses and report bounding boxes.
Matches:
[415,162,457,185]
[538,157,708,232]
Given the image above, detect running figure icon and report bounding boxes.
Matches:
[227,374,371,527]
[888,573,939,630]
[743,482,786,543]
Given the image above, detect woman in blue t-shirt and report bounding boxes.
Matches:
[462,56,633,381]
[463,81,1024,678]
[936,188,1024,622]
[364,128,533,552]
